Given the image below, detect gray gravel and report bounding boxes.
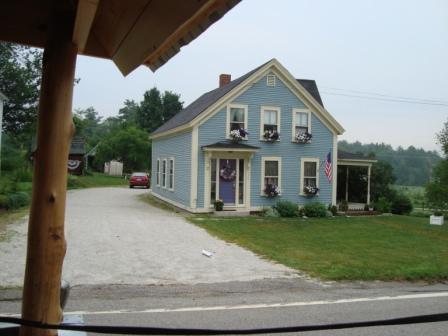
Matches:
[0,187,297,287]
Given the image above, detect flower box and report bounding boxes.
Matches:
[295,132,312,144]
[264,184,280,197]
[303,186,319,197]
[430,215,444,225]
[263,130,280,142]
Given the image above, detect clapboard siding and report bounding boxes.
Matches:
[197,72,335,208]
[152,131,191,207]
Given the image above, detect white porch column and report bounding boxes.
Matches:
[367,165,371,205]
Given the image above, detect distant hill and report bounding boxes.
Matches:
[338,141,441,186]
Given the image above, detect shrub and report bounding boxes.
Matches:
[374,197,391,213]
[328,204,338,216]
[339,200,348,212]
[274,201,298,217]
[67,175,82,189]
[263,207,280,218]
[13,168,33,182]
[0,195,9,209]
[391,193,413,215]
[434,211,443,216]
[7,192,30,209]
[302,202,327,217]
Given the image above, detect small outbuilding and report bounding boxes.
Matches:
[32,136,86,175]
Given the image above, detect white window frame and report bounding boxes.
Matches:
[162,159,167,188]
[292,108,312,141]
[260,106,281,140]
[156,159,160,186]
[226,103,248,140]
[300,157,320,195]
[267,74,276,87]
[168,157,175,191]
[260,156,282,196]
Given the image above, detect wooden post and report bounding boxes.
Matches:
[367,165,371,205]
[20,23,77,336]
[345,166,349,202]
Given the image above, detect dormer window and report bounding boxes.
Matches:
[267,75,276,87]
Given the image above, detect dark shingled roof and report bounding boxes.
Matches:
[151,61,325,136]
[296,79,324,107]
[338,150,374,160]
[31,136,86,155]
[202,141,259,150]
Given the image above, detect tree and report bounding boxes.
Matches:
[426,118,448,210]
[0,42,42,138]
[136,88,183,133]
[73,107,104,149]
[118,99,139,125]
[370,160,396,202]
[95,126,151,173]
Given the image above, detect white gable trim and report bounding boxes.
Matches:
[151,59,344,139]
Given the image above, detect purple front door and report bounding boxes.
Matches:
[219,159,236,204]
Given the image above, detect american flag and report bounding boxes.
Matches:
[325,152,332,182]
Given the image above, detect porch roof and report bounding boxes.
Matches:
[338,150,377,166]
[202,141,260,152]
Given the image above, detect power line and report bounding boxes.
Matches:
[320,86,448,105]
[321,91,448,107]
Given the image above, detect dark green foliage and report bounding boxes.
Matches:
[339,140,441,186]
[370,160,396,202]
[0,195,9,209]
[136,88,183,133]
[302,202,327,217]
[0,42,42,136]
[434,211,443,216]
[374,197,391,213]
[390,193,413,215]
[7,192,30,209]
[339,200,348,211]
[328,204,338,215]
[364,204,370,211]
[95,126,151,173]
[425,119,448,211]
[274,201,298,217]
[214,199,224,211]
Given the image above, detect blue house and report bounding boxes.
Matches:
[151,59,372,213]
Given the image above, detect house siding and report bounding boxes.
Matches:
[152,131,192,207]
[197,72,335,209]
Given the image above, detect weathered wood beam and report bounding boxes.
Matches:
[72,0,100,52]
[19,16,78,336]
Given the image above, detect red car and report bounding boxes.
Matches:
[129,172,150,188]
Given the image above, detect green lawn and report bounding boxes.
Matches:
[67,172,128,189]
[189,215,448,281]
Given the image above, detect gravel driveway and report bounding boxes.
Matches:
[0,187,296,286]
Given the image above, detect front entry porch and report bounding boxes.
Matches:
[337,151,377,208]
[202,141,259,211]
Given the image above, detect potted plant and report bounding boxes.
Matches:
[263,130,280,142]
[214,199,224,211]
[229,128,249,141]
[303,185,319,196]
[430,211,444,225]
[295,131,312,144]
[264,184,280,197]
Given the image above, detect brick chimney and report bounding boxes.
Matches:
[219,74,231,87]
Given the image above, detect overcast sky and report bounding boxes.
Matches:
[73,0,448,152]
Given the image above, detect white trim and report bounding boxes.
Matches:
[260,106,281,141]
[332,135,337,205]
[260,156,282,196]
[162,159,167,188]
[300,157,320,196]
[156,158,160,186]
[168,157,175,191]
[151,59,344,140]
[226,103,248,140]
[190,126,199,208]
[291,108,312,141]
[203,147,258,153]
[150,190,210,213]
